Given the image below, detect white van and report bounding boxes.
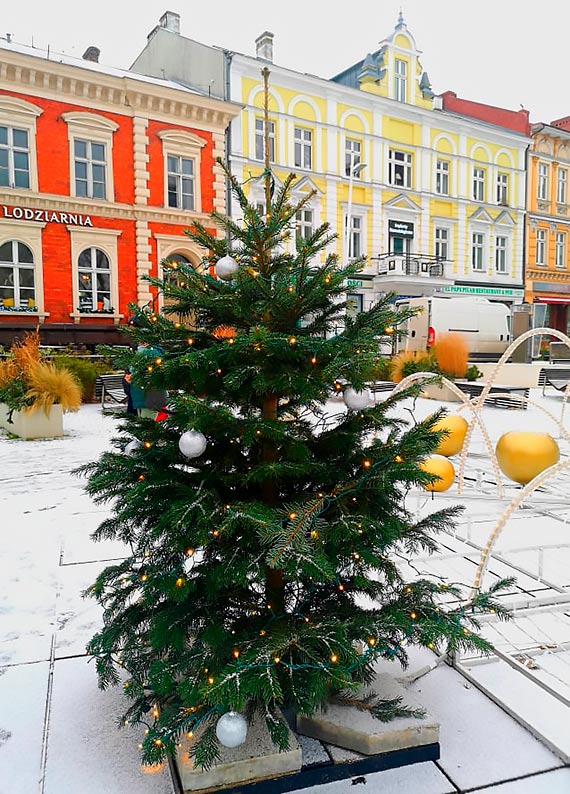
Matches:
[394,297,510,356]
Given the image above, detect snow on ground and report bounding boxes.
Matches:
[0,395,569,794]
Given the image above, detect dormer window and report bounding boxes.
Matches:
[394,59,407,102]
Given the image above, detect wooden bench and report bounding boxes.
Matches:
[94,374,127,407]
[455,381,529,410]
[539,367,570,396]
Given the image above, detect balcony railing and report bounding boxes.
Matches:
[372,252,451,280]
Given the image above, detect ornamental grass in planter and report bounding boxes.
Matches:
[0,331,81,434]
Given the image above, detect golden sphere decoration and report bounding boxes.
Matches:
[431,415,469,457]
[495,432,560,485]
[419,454,455,492]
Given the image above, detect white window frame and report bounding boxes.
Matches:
[388,149,412,188]
[495,235,508,274]
[77,246,113,313]
[496,172,509,205]
[68,227,122,322]
[538,163,549,201]
[435,159,449,195]
[0,97,43,193]
[0,220,46,317]
[255,117,276,163]
[166,153,196,211]
[344,213,363,260]
[536,228,547,266]
[158,130,206,214]
[434,226,449,261]
[557,168,567,205]
[394,58,407,103]
[556,231,566,269]
[0,239,36,310]
[473,167,486,202]
[471,231,485,271]
[294,127,312,170]
[345,138,362,176]
[296,207,314,242]
[62,112,118,202]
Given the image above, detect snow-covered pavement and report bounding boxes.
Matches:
[1,396,569,794]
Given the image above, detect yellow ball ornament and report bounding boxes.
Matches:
[419,454,455,492]
[495,432,559,485]
[431,415,469,457]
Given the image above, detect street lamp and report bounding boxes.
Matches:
[345,159,367,263]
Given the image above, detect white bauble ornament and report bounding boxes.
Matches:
[343,387,370,411]
[215,255,239,281]
[215,711,248,748]
[125,439,143,456]
[179,430,207,459]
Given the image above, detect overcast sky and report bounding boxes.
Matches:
[4,1,569,123]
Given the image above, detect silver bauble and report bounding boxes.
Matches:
[214,255,239,281]
[178,430,207,459]
[125,439,143,456]
[215,711,248,748]
[343,387,370,410]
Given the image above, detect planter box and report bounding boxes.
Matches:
[0,403,63,439]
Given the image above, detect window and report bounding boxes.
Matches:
[557,168,567,205]
[77,247,112,312]
[346,293,363,318]
[158,130,206,213]
[63,112,118,202]
[255,118,275,162]
[345,138,361,176]
[434,227,449,261]
[345,215,362,259]
[496,172,509,205]
[435,160,449,195]
[294,127,312,169]
[74,139,107,199]
[495,236,508,273]
[0,126,30,189]
[536,229,547,265]
[556,232,566,268]
[296,208,314,241]
[538,163,549,201]
[473,167,485,201]
[167,154,195,210]
[471,232,485,271]
[0,241,35,309]
[394,59,407,103]
[0,97,42,192]
[388,149,412,188]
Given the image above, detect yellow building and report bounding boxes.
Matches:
[132,12,529,312]
[525,121,570,332]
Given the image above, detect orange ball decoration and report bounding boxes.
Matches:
[495,432,559,485]
[419,454,455,492]
[431,415,468,457]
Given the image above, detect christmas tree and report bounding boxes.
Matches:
[80,162,510,769]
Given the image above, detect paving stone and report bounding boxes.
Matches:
[472,767,570,793]
[296,734,330,768]
[298,760,455,794]
[297,673,439,756]
[175,711,301,792]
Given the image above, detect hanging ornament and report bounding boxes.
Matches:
[179,430,207,459]
[125,439,142,456]
[419,454,455,492]
[343,387,370,411]
[431,414,469,457]
[215,711,248,748]
[215,255,239,281]
[496,431,559,484]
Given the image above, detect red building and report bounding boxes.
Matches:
[0,36,240,345]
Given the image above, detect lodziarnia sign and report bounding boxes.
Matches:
[1,205,93,227]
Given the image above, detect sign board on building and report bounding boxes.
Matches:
[437,285,524,299]
[1,205,93,227]
[388,220,414,238]
[533,281,570,294]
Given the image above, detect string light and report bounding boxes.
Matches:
[259,630,266,636]
[138,475,145,482]
[289,512,297,520]
[353,552,360,560]
[368,637,376,647]
[385,326,394,334]
[207,676,214,685]
[212,529,220,538]
[311,357,317,364]
[147,366,153,373]
[330,653,338,663]
[154,739,162,747]
[255,429,262,436]
[143,441,152,449]
[289,336,297,345]
[175,578,185,587]
[187,731,194,739]
[410,611,417,620]
[154,358,162,365]
[140,574,148,582]
[337,583,345,592]
[217,368,222,375]
[363,460,371,469]
[185,548,195,556]
[232,649,240,659]
[395,455,404,463]
[273,656,280,664]
[187,338,194,346]
[310,530,319,539]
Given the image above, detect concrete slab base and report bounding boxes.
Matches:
[296,673,439,756]
[175,712,302,793]
[0,402,63,438]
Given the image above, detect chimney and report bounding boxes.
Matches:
[255,31,274,62]
[82,46,100,63]
[159,10,180,34]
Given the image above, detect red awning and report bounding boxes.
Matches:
[534,297,570,304]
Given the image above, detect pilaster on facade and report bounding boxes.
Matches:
[212,131,227,218]
[136,218,154,306]
[133,116,150,206]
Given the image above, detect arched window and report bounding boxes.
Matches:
[0,241,35,309]
[78,247,112,312]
